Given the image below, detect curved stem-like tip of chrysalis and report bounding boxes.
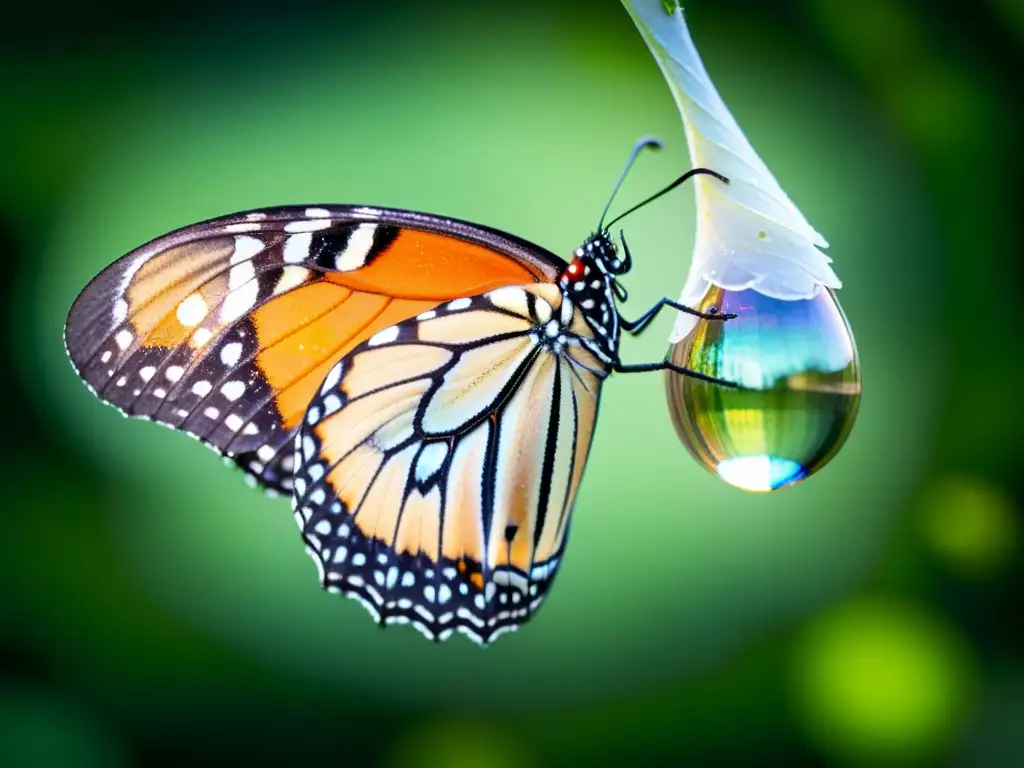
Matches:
[621,0,844,344]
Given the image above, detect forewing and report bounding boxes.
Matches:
[291,284,605,644]
[64,206,564,493]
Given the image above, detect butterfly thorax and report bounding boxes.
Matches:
[558,232,622,360]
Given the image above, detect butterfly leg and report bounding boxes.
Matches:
[616,231,734,337]
[613,359,740,388]
[619,298,735,336]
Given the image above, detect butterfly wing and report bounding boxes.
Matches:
[292,283,609,644]
[64,206,565,493]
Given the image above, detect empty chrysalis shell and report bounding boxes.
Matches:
[623,0,861,490]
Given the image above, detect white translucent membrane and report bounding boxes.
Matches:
[621,1,841,342]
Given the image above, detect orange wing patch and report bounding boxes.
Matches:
[325,230,549,299]
[64,209,564,495]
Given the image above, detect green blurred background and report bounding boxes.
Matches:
[2,0,1022,764]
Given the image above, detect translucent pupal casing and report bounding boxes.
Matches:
[621,1,842,342]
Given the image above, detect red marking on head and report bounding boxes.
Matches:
[560,258,585,284]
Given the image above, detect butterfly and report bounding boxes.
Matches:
[64,138,734,645]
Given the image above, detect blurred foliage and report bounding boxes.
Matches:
[1,0,1021,765]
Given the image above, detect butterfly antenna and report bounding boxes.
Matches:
[596,136,664,232]
[603,167,729,230]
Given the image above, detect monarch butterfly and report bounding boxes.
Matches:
[64,138,734,645]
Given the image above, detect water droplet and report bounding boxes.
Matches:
[665,286,861,491]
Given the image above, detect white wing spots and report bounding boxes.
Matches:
[302,435,316,462]
[204,406,220,420]
[153,388,166,399]
[112,298,128,324]
[220,380,246,401]
[283,232,313,264]
[220,260,259,322]
[446,297,472,312]
[245,211,267,221]
[225,414,244,432]
[284,218,332,233]
[322,394,342,416]
[115,329,133,350]
[243,422,259,436]
[320,362,343,395]
[256,445,276,463]
[100,350,112,364]
[305,207,331,218]
[220,342,243,367]
[306,405,321,425]
[335,223,378,271]
[139,366,156,382]
[367,326,400,347]
[191,380,212,397]
[329,224,378,272]
[115,376,127,387]
[414,442,449,483]
[544,320,559,338]
[191,327,213,348]
[165,365,184,383]
[273,265,310,295]
[416,309,437,321]
[176,293,208,327]
[581,299,595,309]
[223,222,260,233]
[227,258,255,291]
[231,235,264,264]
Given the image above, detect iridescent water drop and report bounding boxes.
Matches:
[665,286,861,491]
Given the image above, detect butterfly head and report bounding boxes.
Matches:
[561,231,628,285]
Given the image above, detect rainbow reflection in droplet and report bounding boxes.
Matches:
[665,286,861,492]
